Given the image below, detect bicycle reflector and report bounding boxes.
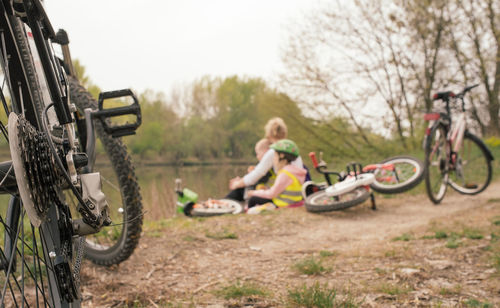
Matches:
[94,89,142,137]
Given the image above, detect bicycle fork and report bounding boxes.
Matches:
[346,163,376,211]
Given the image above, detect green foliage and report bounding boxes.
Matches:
[463,228,483,240]
[76,61,422,162]
[392,233,413,242]
[73,59,101,97]
[422,230,448,239]
[127,91,184,160]
[484,137,500,148]
[463,298,492,308]
[288,282,360,308]
[493,253,500,271]
[215,281,268,299]
[434,231,448,239]
[205,229,238,240]
[293,256,330,275]
[445,233,461,249]
[377,283,411,296]
[319,250,336,258]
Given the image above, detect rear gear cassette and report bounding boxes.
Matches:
[9,113,62,224]
[8,112,80,302]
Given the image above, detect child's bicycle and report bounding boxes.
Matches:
[303,152,424,212]
[175,179,243,216]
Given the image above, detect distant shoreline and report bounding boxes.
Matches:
[130,160,254,167]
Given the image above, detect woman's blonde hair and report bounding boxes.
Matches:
[264,117,287,141]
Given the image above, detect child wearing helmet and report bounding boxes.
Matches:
[226,117,305,201]
[245,139,307,213]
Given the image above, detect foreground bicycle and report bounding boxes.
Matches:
[424,84,494,204]
[303,152,424,212]
[0,1,141,306]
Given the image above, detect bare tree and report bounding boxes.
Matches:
[446,0,500,136]
[281,0,449,150]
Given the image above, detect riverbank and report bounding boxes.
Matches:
[81,181,500,307]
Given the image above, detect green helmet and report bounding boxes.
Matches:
[270,139,299,157]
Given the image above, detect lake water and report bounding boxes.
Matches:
[135,164,249,219]
[0,161,250,222]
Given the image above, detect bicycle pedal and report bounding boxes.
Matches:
[93,89,142,138]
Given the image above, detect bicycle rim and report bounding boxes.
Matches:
[305,187,370,212]
[0,14,80,306]
[448,133,492,195]
[68,77,142,266]
[370,156,424,194]
[424,124,449,204]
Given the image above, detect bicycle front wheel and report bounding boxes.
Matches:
[424,124,449,204]
[448,132,492,195]
[369,156,424,194]
[305,187,370,212]
[69,77,143,266]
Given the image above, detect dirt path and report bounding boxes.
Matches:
[81,182,500,307]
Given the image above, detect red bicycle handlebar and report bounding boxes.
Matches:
[309,152,318,168]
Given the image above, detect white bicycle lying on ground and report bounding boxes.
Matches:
[303,152,424,212]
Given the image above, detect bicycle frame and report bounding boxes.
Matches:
[0,0,141,232]
[424,89,470,167]
[423,83,495,204]
[449,112,466,156]
[308,152,376,209]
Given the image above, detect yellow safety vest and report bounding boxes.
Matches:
[269,169,277,180]
[272,169,303,207]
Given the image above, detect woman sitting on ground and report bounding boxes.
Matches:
[226,117,305,201]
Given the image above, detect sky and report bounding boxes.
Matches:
[45,0,316,94]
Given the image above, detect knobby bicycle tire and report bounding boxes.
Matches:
[0,15,81,307]
[424,123,449,204]
[369,156,424,194]
[305,187,370,213]
[69,77,143,266]
[448,132,492,195]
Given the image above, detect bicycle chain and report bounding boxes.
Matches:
[73,236,85,289]
[16,116,80,302]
